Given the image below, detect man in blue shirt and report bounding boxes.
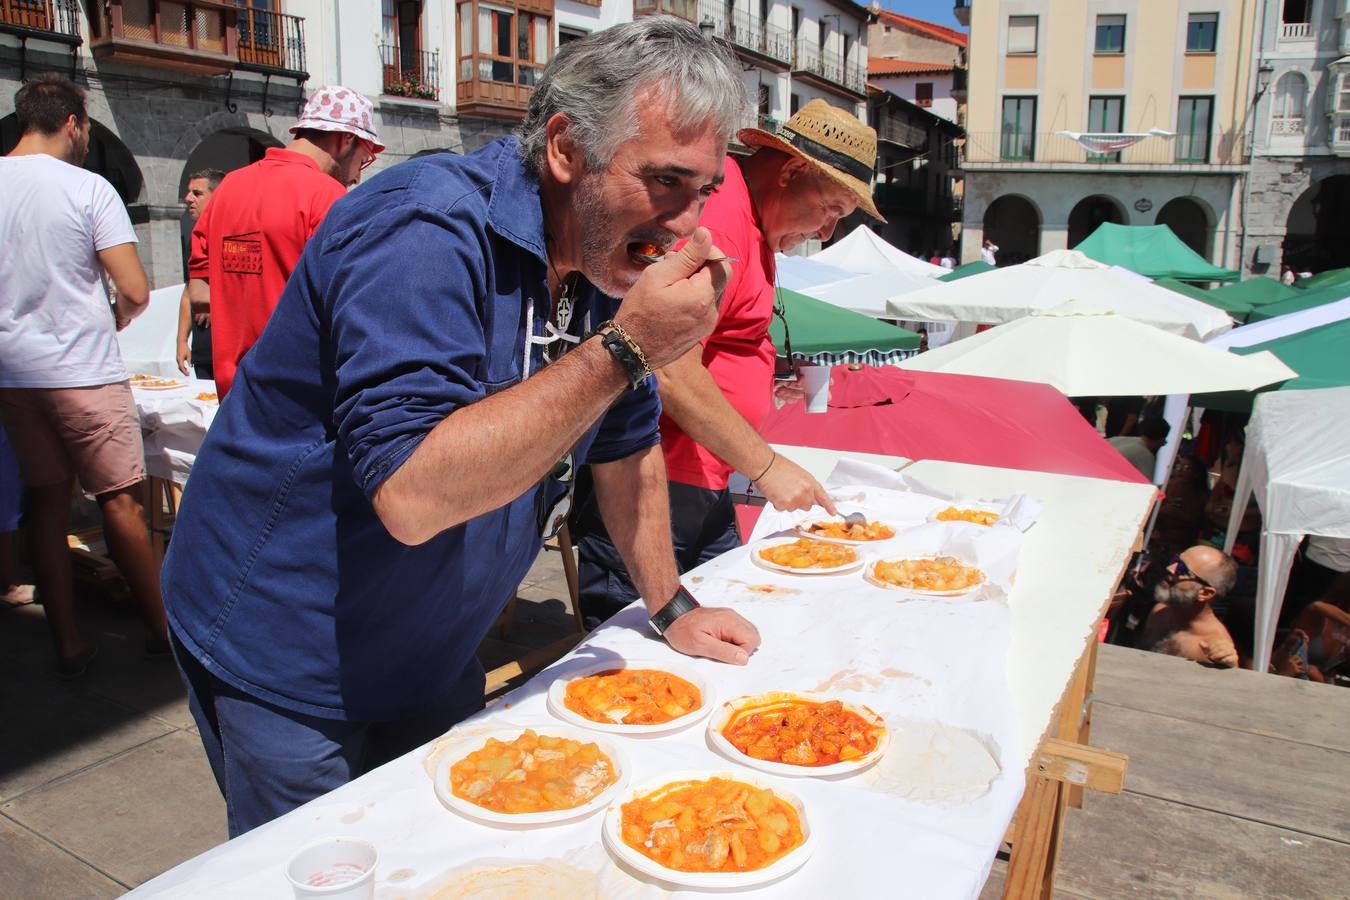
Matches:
[162,19,759,837]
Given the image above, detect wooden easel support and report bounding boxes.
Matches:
[1036,739,1127,794]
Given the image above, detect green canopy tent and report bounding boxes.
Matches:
[1074,222,1240,282]
[770,288,920,366]
[1246,281,1350,322]
[938,260,995,282]
[1184,277,1300,323]
[1293,267,1350,291]
[1192,318,1350,412]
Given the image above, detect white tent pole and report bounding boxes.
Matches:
[1253,531,1302,673]
[1152,394,1191,485]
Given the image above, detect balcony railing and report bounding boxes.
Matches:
[1279,21,1312,41]
[695,0,792,66]
[793,39,865,95]
[877,115,927,149]
[236,7,306,78]
[633,0,696,21]
[88,0,239,75]
[964,130,1244,167]
[381,44,439,101]
[0,0,81,43]
[1271,117,1305,137]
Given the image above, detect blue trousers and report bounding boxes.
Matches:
[570,474,741,627]
[171,631,484,837]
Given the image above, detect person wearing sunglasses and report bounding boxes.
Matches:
[570,100,883,628]
[185,85,383,398]
[160,20,761,838]
[1138,546,1241,668]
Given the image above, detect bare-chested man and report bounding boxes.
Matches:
[1140,545,1240,668]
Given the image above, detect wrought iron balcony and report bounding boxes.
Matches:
[0,0,82,44]
[963,130,1245,168]
[235,7,306,78]
[695,0,792,67]
[877,115,928,150]
[381,44,439,101]
[792,39,865,96]
[633,0,697,21]
[87,0,240,75]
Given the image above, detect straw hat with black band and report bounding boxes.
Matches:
[738,99,885,223]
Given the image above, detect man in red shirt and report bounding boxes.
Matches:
[571,100,884,626]
[188,86,382,396]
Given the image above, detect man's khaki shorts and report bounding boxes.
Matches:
[0,382,146,496]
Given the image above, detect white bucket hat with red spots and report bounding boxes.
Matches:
[290,85,385,153]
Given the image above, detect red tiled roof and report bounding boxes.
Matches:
[868,58,957,76]
[875,9,968,47]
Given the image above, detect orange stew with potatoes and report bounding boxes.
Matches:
[449,729,616,814]
[620,777,804,872]
[563,668,701,725]
[758,538,858,569]
[722,698,883,767]
[935,506,999,526]
[804,519,895,541]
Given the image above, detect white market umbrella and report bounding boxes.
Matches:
[900,301,1295,397]
[887,249,1234,340]
[797,269,939,317]
[811,225,947,277]
[1226,387,1350,673]
[775,253,857,292]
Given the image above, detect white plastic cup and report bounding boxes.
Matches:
[799,365,831,414]
[285,837,378,900]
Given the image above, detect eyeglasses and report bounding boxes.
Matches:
[1166,554,1212,589]
[358,139,377,171]
[535,452,575,541]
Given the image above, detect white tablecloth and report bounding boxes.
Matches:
[132,378,217,486]
[128,453,1155,899]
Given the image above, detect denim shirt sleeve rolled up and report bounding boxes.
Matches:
[161,137,660,722]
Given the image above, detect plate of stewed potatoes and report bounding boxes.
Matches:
[751,537,864,576]
[547,661,714,735]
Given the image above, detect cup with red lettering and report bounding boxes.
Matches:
[799,365,831,414]
[285,837,378,900]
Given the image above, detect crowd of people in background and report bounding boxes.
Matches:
[1099,395,1349,685]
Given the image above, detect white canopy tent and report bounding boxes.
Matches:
[774,253,858,292]
[886,249,1234,340]
[900,301,1294,401]
[1154,294,1350,483]
[117,283,186,378]
[810,225,947,277]
[796,269,941,317]
[1225,388,1350,673]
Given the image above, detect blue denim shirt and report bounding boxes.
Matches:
[162,138,659,721]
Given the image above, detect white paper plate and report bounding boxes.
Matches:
[707,691,889,778]
[131,380,186,391]
[433,725,629,827]
[546,660,715,735]
[926,502,1002,526]
[863,556,986,596]
[601,769,814,889]
[749,536,865,576]
[792,516,899,545]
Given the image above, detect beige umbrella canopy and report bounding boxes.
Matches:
[899,301,1295,397]
[886,249,1234,340]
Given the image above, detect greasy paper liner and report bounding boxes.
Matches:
[433,725,630,827]
[749,536,865,576]
[546,660,716,736]
[706,691,890,778]
[601,769,814,889]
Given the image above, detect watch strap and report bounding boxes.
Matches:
[648,585,701,636]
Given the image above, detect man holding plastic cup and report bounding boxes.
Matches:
[572,100,885,626]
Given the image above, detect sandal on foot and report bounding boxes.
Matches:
[2,584,36,607]
[57,645,99,680]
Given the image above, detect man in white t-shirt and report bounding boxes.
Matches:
[0,74,169,678]
[981,238,999,266]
